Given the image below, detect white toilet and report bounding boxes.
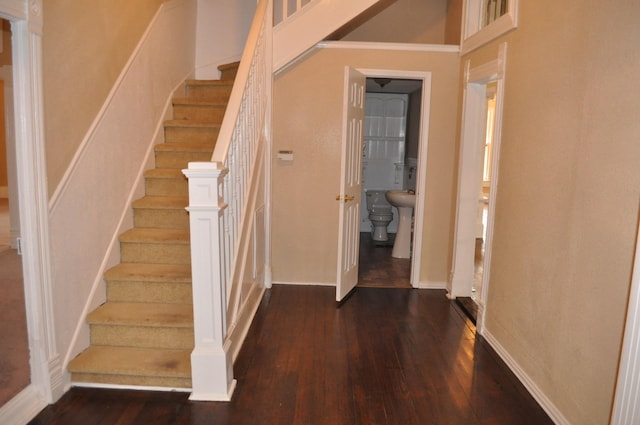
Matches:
[365,190,394,241]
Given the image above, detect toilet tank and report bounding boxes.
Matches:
[365,190,392,212]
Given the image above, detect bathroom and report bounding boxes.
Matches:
[359,78,423,287]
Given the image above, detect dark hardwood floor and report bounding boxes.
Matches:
[358,233,411,288]
[30,286,552,425]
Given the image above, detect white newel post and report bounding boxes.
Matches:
[183,162,236,401]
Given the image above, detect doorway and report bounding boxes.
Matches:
[0,20,30,406]
[358,78,422,289]
[450,43,508,331]
[339,68,431,292]
[0,3,62,420]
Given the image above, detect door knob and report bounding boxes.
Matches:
[336,195,355,202]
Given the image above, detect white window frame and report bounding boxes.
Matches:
[461,0,519,55]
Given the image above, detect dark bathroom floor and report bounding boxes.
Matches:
[358,232,412,288]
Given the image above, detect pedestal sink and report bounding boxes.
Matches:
[385,190,416,259]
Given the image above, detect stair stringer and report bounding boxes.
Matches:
[273,0,383,71]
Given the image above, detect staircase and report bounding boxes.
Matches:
[68,63,239,389]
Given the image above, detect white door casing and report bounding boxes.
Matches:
[0,0,62,423]
[450,42,507,332]
[336,66,365,302]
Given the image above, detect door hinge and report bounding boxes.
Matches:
[16,237,23,256]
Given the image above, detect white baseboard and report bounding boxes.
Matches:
[416,280,447,290]
[71,382,191,393]
[271,281,335,287]
[0,385,47,425]
[482,329,571,425]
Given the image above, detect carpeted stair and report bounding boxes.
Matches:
[68,63,238,389]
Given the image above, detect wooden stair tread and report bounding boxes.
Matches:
[88,302,193,327]
[217,61,240,72]
[120,228,189,243]
[69,346,191,378]
[104,263,191,283]
[132,196,188,209]
[185,79,233,87]
[144,168,186,178]
[164,119,221,129]
[172,97,227,107]
[155,142,213,152]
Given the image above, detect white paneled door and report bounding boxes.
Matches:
[336,67,365,302]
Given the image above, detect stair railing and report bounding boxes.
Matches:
[183,0,272,402]
[272,0,383,71]
[184,0,380,402]
[273,0,314,24]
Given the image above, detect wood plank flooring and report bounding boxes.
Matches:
[358,233,411,288]
[30,286,552,425]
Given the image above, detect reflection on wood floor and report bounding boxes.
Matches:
[358,232,411,288]
[30,285,553,425]
[456,236,485,324]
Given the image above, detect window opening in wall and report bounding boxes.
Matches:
[462,0,518,54]
[483,0,508,27]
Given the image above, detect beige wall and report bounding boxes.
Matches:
[444,0,462,44]
[337,0,448,44]
[462,1,640,423]
[0,20,12,68]
[0,81,5,188]
[272,48,459,285]
[43,0,169,198]
[0,20,10,189]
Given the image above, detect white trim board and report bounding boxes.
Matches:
[318,41,460,54]
[270,281,336,287]
[416,281,447,290]
[276,41,459,76]
[0,386,47,425]
[5,0,65,415]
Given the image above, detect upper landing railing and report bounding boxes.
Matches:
[272,0,381,70]
[273,0,314,24]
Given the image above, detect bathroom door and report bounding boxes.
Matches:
[336,67,365,302]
